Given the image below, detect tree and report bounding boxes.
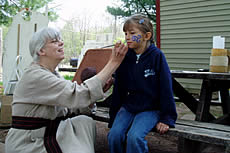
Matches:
[61,19,83,64]
[0,0,58,26]
[107,0,156,22]
[59,12,118,64]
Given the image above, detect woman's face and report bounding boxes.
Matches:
[42,38,64,61]
[124,25,147,53]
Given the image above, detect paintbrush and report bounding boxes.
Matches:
[101,44,115,48]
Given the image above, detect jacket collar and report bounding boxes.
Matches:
[126,43,156,59]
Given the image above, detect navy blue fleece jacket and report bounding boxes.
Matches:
[108,44,177,128]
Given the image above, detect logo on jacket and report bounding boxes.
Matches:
[144,69,155,77]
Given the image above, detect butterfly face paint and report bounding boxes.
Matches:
[132,34,142,43]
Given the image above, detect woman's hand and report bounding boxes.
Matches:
[96,41,127,86]
[156,122,169,134]
[110,41,128,64]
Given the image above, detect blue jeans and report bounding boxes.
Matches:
[108,107,160,153]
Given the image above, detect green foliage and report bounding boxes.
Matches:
[0,82,3,95]
[63,74,74,81]
[0,25,9,40]
[0,0,58,26]
[113,37,126,44]
[107,0,156,22]
[60,17,112,64]
[61,21,84,64]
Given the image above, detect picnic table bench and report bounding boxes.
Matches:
[93,107,230,153]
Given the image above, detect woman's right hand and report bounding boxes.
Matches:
[110,41,128,65]
[96,41,128,86]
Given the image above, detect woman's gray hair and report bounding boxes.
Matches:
[29,27,61,61]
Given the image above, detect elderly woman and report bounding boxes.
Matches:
[5,27,128,153]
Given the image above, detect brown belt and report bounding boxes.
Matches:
[12,116,68,153]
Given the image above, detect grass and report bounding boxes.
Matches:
[0,82,3,95]
[60,72,75,81]
[63,75,74,81]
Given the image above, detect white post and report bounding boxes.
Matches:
[0,28,2,76]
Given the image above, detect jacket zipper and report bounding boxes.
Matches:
[136,55,141,64]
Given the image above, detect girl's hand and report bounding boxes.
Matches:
[156,122,169,134]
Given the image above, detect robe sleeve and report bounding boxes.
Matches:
[13,67,104,109]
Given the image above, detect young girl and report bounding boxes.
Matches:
[108,14,177,153]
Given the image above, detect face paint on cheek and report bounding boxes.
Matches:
[132,35,142,43]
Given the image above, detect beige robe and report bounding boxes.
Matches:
[5,63,104,153]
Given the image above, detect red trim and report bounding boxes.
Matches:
[12,116,63,153]
[156,0,161,49]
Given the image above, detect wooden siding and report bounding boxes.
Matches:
[160,0,230,93]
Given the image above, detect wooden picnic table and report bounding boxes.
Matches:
[171,70,230,125]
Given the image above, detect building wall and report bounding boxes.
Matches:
[160,0,230,93]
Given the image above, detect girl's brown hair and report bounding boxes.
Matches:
[123,14,154,43]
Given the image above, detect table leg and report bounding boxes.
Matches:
[211,88,230,125]
[172,77,215,121]
[195,79,215,122]
[172,77,198,114]
[172,77,215,119]
[220,89,230,114]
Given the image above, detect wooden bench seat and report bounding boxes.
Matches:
[93,107,230,153]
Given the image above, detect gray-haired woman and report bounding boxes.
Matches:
[5,27,128,153]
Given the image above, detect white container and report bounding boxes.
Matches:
[213,36,225,49]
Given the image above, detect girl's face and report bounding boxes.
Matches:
[41,38,65,61]
[124,25,149,54]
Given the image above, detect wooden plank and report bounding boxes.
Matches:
[93,107,110,123]
[176,119,230,132]
[17,24,20,59]
[171,70,230,80]
[169,124,230,146]
[94,107,230,132]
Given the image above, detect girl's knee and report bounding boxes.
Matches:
[127,131,141,144]
[108,128,123,142]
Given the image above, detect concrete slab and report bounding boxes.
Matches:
[180,114,195,120]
